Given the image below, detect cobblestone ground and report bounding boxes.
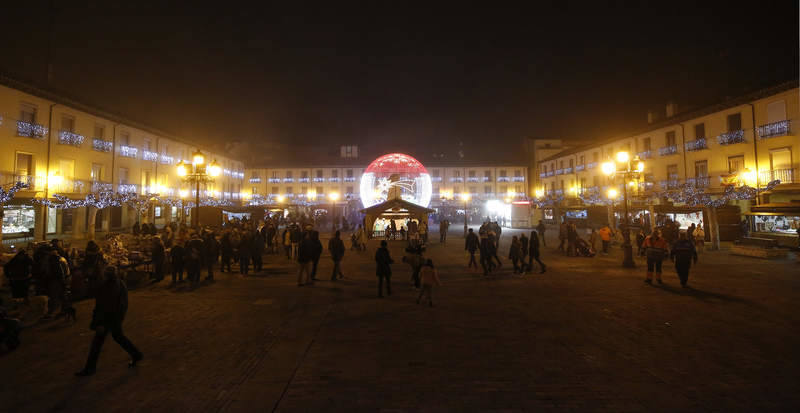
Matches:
[2,228,799,412]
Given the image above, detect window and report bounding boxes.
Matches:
[567,160,573,168]
[484,170,491,178]
[515,185,522,194]
[143,139,151,152]
[470,186,477,194]
[271,171,279,179]
[694,123,705,139]
[118,167,129,184]
[468,170,476,177]
[593,176,599,187]
[580,178,586,190]
[559,181,564,191]
[579,155,585,165]
[728,155,745,173]
[154,206,162,218]
[15,153,33,177]
[643,137,651,151]
[727,113,742,132]
[767,100,787,123]
[61,115,75,132]
[593,152,599,162]
[94,124,105,139]
[271,186,279,194]
[301,171,308,179]
[346,169,353,178]
[286,171,292,178]
[485,186,491,194]
[559,161,564,169]
[340,145,358,158]
[515,169,522,177]
[694,160,708,177]
[142,170,152,189]
[453,170,461,177]
[286,187,293,194]
[316,186,324,195]
[500,169,507,177]
[667,164,679,180]
[316,170,323,178]
[20,103,37,123]
[331,170,338,178]
[346,186,354,194]
[91,163,103,181]
[666,131,676,147]
[770,147,792,171]
[119,131,130,147]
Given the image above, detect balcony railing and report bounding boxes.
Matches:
[482,176,491,182]
[91,181,113,192]
[344,177,356,182]
[684,138,707,151]
[119,145,138,158]
[759,168,795,184]
[0,173,40,190]
[268,178,281,183]
[328,177,340,183]
[554,169,564,175]
[564,167,572,174]
[686,176,710,188]
[283,178,294,183]
[637,150,652,159]
[575,164,585,172]
[546,170,554,177]
[450,177,464,182]
[92,138,113,152]
[539,172,546,178]
[586,162,597,169]
[142,150,159,161]
[758,120,791,139]
[58,131,85,147]
[249,178,262,183]
[313,177,325,182]
[659,145,679,156]
[298,177,310,183]
[159,155,174,165]
[431,176,442,182]
[16,121,47,139]
[467,177,480,182]
[659,178,681,189]
[716,130,745,145]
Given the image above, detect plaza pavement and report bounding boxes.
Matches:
[2,227,799,412]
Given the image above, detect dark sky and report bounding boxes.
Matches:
[0,1,797,153]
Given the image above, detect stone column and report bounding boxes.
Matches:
[706,206,720,250]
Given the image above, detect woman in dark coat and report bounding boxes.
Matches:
[375,240,394,297]
[151,236,166,282]
[670,232,698,288]
[220,232,233,272]
[528,231,546,274]
[75,266,142,376]
[309,231,323,281]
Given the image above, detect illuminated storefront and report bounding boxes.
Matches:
[747,203,800,246]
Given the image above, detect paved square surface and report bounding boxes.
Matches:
[2,228,799,412]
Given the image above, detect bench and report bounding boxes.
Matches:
[731,236,787,259]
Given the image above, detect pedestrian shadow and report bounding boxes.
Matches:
[654,283,763,308]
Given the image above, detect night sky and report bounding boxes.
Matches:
[0,1,797,157]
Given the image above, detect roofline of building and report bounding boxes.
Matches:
[539,79,800,163]
[247,160,530,169]
[0,71,243,164]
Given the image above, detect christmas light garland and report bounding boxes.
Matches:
[32,191,137,209]
[1,182,30,204]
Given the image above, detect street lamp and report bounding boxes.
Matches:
[461,192,471,237]
[329,192,340,231]
[177,150,220,227]
[602,151,643,268]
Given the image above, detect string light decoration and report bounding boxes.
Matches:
[32,191,137,209]
[92,138,113,152]
[143,150,159,161]
[119,145,138,158]
[58,131,85,147]
[16,121,48,139]
[1,182,30,204]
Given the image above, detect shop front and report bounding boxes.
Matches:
[746,203,800,247]
[2,202,36,241]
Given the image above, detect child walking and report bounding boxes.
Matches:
[417,259,442,307]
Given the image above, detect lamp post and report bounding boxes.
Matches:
[602,151,644,268]
[461,192,471,237]
[329,192,340,231]
[176,150,220,228]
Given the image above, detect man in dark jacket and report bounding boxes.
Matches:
[185,233,204,286]
[528,231,546,274]
[328,230,346,281]
[238,232,252,275]
[479,231,493,276]
[375,240,393,297]
[670,232,698,288]
[290,225,302,261]
[252,229,265,273]
[297,232,314,286]
[75,266,142,376]
[309,230,323,280]
[203,232,220,280]
[536,220,547,246]
[220,232,233,272]
[151,236,166,282]
[170,241,185,284]
[465,228,479,269]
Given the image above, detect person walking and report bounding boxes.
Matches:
[203,232,220,281]
[598,225,612,255]
[328,230,346,280]
[636,229,646,256]
[290,224,302,260]
[310,230,323,281]
[694,225,705,251]
[589,228,599,254]
[375,240,393,297]
[252,229,265,273]
[282,226,292,259]
[519,233,529,271]
[642,229,669,284]
[489,231,502,268]
[75,266,142,377]
[297,232,314,286]
[479,230,493,276]
[403,245,425,289]
[220,232,233,273]
[170,241,185,285]
[536,220,547,247]
[557,221,567,252]
[185,233,204,286]
[566,223,578,257]
[419,219,428,244]
[416,259,442,307]
[465,228,479,270]
[150,236,166,282]
[439,219,449,243]
[528,230,546,273]
[671,232,698,288]
[238,232,252,275]
[508,236,523,274]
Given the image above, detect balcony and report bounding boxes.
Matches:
[344,177,356,182]
[249,178,262,183]
[575,164,585,172]
[554,169,564,175]
[142,150,159,161]
[716,130,745,145]
[466,177,479,182]
[119,145,138,158]
[92,138,113,152]
[686,176,710,188]
[684,138,707,152]
[58,131,85,147]
[91,181,113,192]
[431,176,442,182]
[659,145,679,156]
[586,162,597,169]
[759,168,795,184]
[16,121,47,139]
[268,178,281,183]
[0,173,40,190]
[564,167,573,174]
[482,176,491,182]
[313,177,325,182]
[159,155,174,165]
[328,177,340,183]
[758,120,791,139]
[298,177,310,183]
[539,172,546,178]
[283,178,294,183]
[659,178,681,189]
[546,170,554,177]
[450,177,464,183]
[637,150,652,159]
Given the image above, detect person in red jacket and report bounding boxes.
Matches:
[642,229,669,284]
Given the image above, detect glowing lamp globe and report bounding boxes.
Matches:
[360,153,432,208]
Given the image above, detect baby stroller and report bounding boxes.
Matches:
[575,238,596,257]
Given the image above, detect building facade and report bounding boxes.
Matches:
[0,76,244,243]
[536,81,799,245]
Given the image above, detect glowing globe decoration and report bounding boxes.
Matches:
[360,153,432,208]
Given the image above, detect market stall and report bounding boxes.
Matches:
[746,203,800,247]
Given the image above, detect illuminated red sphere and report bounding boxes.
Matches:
[360,153,432,208]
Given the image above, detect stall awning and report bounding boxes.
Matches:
[748,203,800,215]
